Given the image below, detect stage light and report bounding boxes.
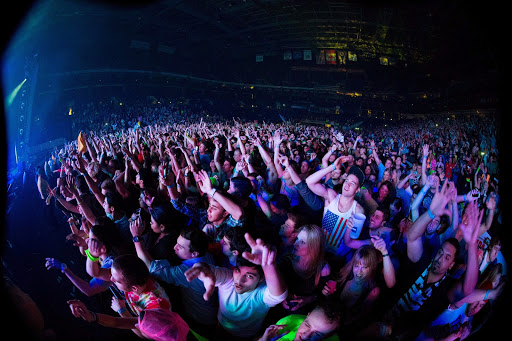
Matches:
[5,78,27,107]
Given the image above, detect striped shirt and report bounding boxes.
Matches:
[391,262,447,319]
[322,194,357,256]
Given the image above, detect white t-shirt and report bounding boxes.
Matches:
[211,265,288,338]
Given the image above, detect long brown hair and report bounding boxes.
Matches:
[337,245,379,284]
[292,224,326,286]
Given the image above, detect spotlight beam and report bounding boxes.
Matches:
[5,78,27,107]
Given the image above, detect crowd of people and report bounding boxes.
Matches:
[35,99,506,341]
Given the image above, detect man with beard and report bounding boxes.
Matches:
[356,180,483,340]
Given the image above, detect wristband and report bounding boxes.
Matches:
[85,249,99,262]
[484,289,490,301]
[209,188,217,198]
[427,207,435,219]
[463,194,467,201]
[382,254,389,258]
[166,184,176,189]
[332,164,336,171]
[117,307,127,315]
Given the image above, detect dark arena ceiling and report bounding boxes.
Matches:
[2,0,504,112]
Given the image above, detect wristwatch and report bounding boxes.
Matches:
[132,236,141,243]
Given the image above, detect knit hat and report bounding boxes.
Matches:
[136,309,189,341]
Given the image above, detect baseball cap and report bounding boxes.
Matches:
[347,166,364,188]
[136,308,189,341]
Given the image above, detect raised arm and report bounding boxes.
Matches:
[273,130,285,178]
[129,215,153,269]
[420,144,429,186]
[242,233,287,297]
[197,169,243,220]
[453,201,483,299]
[372,236,396,288]
[305,155,347,200]
[407,179,455,263]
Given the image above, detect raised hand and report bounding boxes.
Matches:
[66,233,88,249]
[67,299,96,322]
[184,262,216,301]
[241,233,276,267]
[45,258,66,273]
[465,188,480,202]
[196,169,213,194]
[259,324,288,341]
[371,235,388,255]
[422,144,429,157]
[429,179,456,217]
[129,215,144,238]
[459,201,483,246]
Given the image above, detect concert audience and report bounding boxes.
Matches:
[38,96,504,340]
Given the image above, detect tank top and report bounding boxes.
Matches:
[322,194,358,256]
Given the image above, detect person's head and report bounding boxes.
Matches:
[206,192,231,224]
[88,224,117,257]
[198,141,208,154]
[376,180,395,201]
[384,158,393,169]
[233,149,242,163]
[487,234,502,263]
[222,158,236,174]
[293,224,325,261]
[369,206,389,229]
[480,263,503,290]
[279,212,304,242]
[342,166,364,198]
[340,245,379,283]
[282,160,300,181]
[174,227,209,260]
[86,161,100,179]
[103,191,124,219]
[111,254,150,294]
[430,238,460,276]
[228,176,253,200]
[390,197,403,217]
[136,167,155,189]
[100,178,115,196]
[220,226,249,258]
[149,205,173,234]
[294,301,342,341]
[382,168,392,182]
[270,193,291,215]
[300,160,311,174]
[233,256,264,294]
[399,216,413,235]
[74,174,89,194]
[364,164,373,177]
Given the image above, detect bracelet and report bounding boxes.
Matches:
[332,164,336,171]
[382,254,389,257]
[117,307,127,315]
[209,188,217,198]
[89,310,97,323]
[427,207,435,219]
[166,184,176,189]
[463,194,467,201]
[484,289,490,301]
[85,249,99,262]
